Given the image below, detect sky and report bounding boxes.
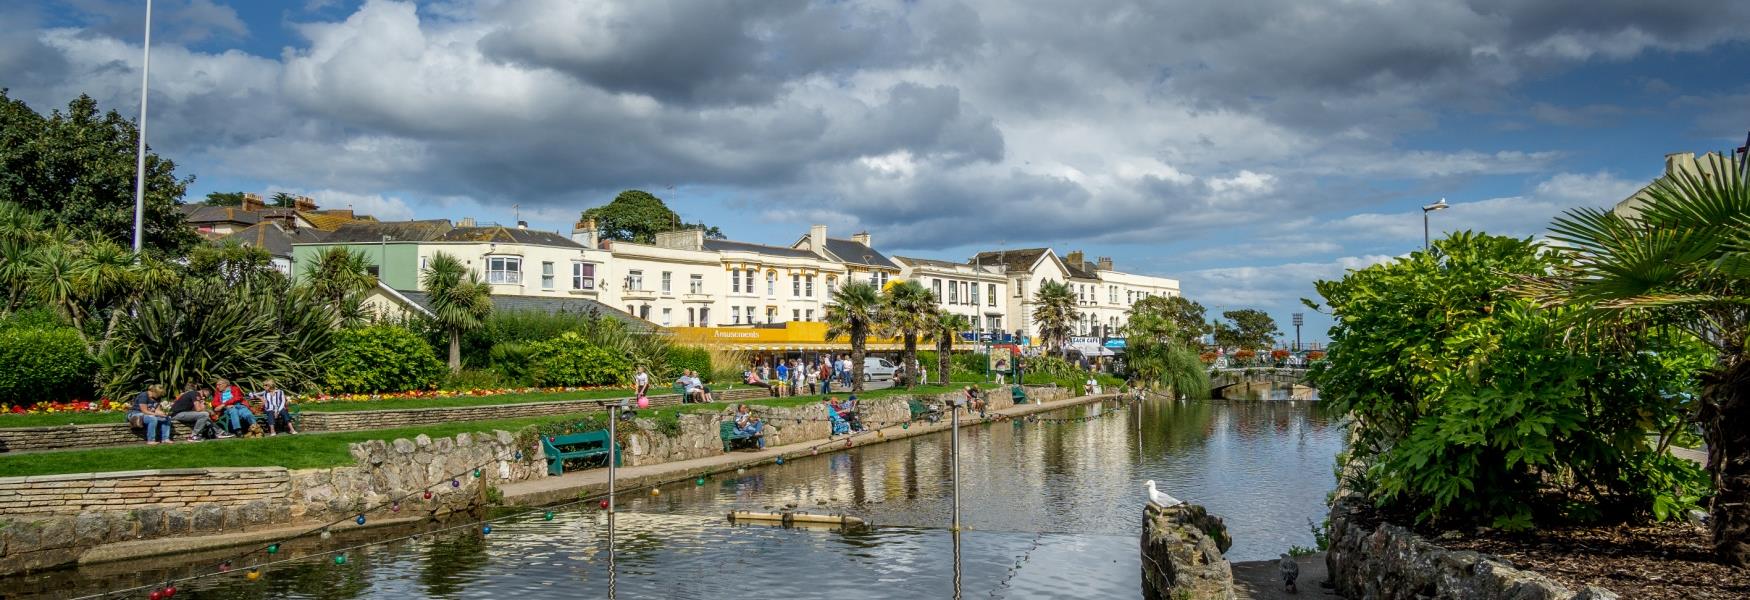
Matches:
[4,0,1749,343]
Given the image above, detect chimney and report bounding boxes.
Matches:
[809,224,827,251]
[294,196,318,211]
[571,217,598,248]
[1065,250,1084,268]
[517,220,529,230]
[459,217,477,228]
[241,193,264,212]
[852,231,871,247]
[1096,256,1113,271]
[654,229,705,251]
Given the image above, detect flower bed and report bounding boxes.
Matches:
[4,399,127,415]
[2,387,625,416]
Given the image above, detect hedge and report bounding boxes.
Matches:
[324,325,447,393]
[0,325,96,404]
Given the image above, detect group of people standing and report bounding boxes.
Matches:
[743,355,858,397]
[128,378,295,445]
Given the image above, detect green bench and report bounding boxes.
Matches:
[908,398,942,423]
[541,430,621,476]
[719,421,765,452]
[1010,385,1029,405]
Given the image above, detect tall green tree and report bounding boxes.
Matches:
[1524,152,1750,564]
[421,252,493,371]
[925,310,973,385]
[1125,301,1209,398]
[203,191,246,206]
[0,91,197,254]
[881,280,936,388]
[825,281,882,392]
[1133,295,1211,347]
[577,190,723,243]
[187,241,279,287]
[1031,280,1079,358]
[1213,308,1279,350]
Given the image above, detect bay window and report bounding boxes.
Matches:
[485,256,521,284]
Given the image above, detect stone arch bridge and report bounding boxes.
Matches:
[1208,367,1316,400]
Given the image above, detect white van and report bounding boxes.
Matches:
[863,357,897,381]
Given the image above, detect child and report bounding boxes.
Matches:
[250,379,295,436]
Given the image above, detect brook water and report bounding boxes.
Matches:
[20,395,1344,599]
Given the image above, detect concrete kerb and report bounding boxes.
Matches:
[500,390,1120,508]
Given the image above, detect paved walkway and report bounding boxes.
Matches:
[1232,553,1342,599]
[500,389,1114,507]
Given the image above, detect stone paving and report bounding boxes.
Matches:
[1232,553,1343,599]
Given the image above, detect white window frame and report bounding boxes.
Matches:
[747,305,756,323]
[662,308,672,326]
[793,309,801,322]
[699,307,710,326]
[805,309,814,321]
[805,275,815,297]
[486,256,521,285]
[690,274,703,294]
[826,276,838,297]
[661,271,672,293]
[541,261,555,290]
[971,281,979,306]
[948,279,959,304]
[572,262,596,290]
[627,269,644,291]
[932,279,943,301]
[987,283,997,307]
[731,268,741,293]
[732,306,742,324]
[767,271,777,297]
[792,273,801,297]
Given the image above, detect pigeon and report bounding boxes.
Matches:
[1144,480,1182,508]
[1279,553,1300,593]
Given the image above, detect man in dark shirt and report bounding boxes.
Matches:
[169,383,216,442]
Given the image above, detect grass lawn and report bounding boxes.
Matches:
[0,388,638,428]
[0,379,1001,478]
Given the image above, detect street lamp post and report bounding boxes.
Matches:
[131,0,154,256]
[1422,198,1449,251]
[1292,313,1303,353]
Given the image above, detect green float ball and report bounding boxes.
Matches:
[334,555,347,565]
[543,511,555,521]
[696,477,706,486]
[266,543,280,554]
[473,469,482,478]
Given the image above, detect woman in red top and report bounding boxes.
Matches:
[213,377,252,435]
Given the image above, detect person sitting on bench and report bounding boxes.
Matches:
[733,404,765,447]
[832,395,864,432]
[683,370,712,403]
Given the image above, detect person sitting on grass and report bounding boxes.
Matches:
[249,379,295,436]
[212,377,253,435]
[128,384,172,445]
[744,367,775,396]
[733,404,765,448]
[169,382,221,442]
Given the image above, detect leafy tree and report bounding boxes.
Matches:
[1133,295,1210,347]
[577,190,721,243]
[825,281,881,392]
[1125,300,1209,398]
[880,279,935,388]
[1031,280,1078,357]
[0,91,197,254]
[925,310,973,385]
[186,241,280,287]
[1313,232,1709,532]
[1523,153,1750,564]
[1213,309,1279,350]
[421,252,493,372]
[203,191,246,206]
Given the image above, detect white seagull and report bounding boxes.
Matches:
[1144,480,1182,508]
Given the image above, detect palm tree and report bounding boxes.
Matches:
[303,247,377,306]
[1524,152,1750,565]
[270,192,299,208]
[925,310,973,386]
[825,281,881,392]
[422,252,493,372]
[881,280,936,388]
[1032,280,1078,358]
[30,243,84,332]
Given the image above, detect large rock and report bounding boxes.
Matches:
[1141,503,1235,600]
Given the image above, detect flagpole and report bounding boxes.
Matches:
[131,0,153,256]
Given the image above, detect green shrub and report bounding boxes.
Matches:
[0,307,69,331]
[325,325,447,393]
[441,368,513,391]
[0,325,95,404]
[527,332,631,387]
[1312,232,1712,528]
[664,346,712,380]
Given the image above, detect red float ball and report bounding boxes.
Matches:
[599,499,609,509]
[149,591,162,600]
[164,586,177,598]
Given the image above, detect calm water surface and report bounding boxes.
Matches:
[19,396,1343,599]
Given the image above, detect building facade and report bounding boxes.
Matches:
[892,256,1009,335]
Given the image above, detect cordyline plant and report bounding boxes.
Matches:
[1518,152,1750,565]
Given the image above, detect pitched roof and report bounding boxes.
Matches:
[299,210,370,231]
[893,255,967,269]
[183,206,262,225]
[703,238,821,259]
[1063,259,1101,280]
[971,248,1050,272]
[219,222,328,258]
[821,237,899,269]
[322,220,456,243]
[438,225,583,248]
[397,291,651,331]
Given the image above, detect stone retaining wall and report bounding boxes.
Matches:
[1141,503,1236,600]
[0,388,769,453]
[0,429,535,576]
[1325,479,1619,599]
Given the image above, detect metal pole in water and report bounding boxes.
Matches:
[951,395,961,532]
[608,401,617,557]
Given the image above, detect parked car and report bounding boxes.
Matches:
[863,357,897,381]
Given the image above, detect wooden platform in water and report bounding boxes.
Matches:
[727,510,866,529]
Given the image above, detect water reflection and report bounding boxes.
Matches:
[12,398,1343,599]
